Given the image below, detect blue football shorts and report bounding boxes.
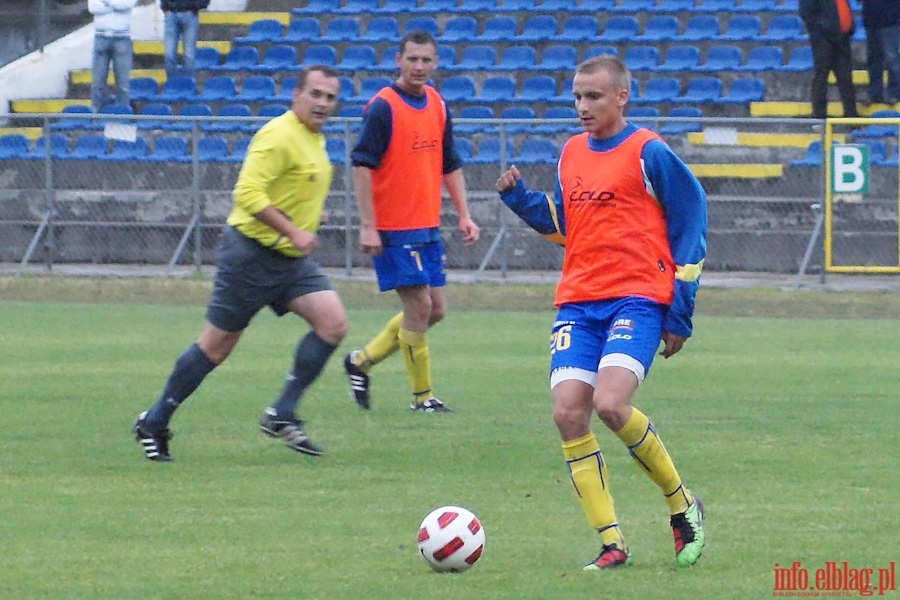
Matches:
[206,226,332,332]
[549,297,666,389]
[372,239,447,292]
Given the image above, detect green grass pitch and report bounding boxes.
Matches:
[0,292,897,598]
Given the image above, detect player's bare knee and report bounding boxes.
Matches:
[316,314,348,346]
[429,304,446,325]
[594,401,629,431]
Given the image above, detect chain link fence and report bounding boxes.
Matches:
[4,111,895,279]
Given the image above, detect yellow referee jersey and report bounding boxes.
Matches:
[228,110,333,257]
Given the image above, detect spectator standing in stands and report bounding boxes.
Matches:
[860,0,900,105]
[161,0,211,78]
[89,0,138,112]
[800,0,859,120]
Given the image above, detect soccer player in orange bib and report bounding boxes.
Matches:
[496,56,708,570]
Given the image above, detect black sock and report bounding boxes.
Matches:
[144,343,216,430]
[271,331,337,418]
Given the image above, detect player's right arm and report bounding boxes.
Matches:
[351,166,381,256]
[495,165,566,246]
[350,97,392,257]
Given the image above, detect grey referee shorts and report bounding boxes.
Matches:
[206,226,332,332]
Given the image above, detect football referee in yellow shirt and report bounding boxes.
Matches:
[133,66,346,461]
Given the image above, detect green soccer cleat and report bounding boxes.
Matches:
[583,544,632,571]
[671,493,705,567]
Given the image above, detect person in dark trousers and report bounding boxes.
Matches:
[860,0,900,105]
[160,0,210,78]
[800,0,859,119]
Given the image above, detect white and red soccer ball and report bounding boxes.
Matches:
[417,506,485,573]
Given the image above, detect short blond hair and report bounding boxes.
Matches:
[576,55,631,95]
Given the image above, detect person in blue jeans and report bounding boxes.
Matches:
[861,0,900,105]
[89,0,138,112]
[161,0,211,78]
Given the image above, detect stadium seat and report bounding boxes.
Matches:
[469,137,514,164]
[737,46,783,72]
[129,77,159,101]
[496,0,537,12]
[235,75,276,102]
[439,76,477,102]
[226,136,252,163]
[275,76,298,102]
[640,16,680,42]
[659,106,702,134]
[326,137,346,163]
[627,106,661,131]
[476,16,518,42]
[291,0,340,15]
[494,46,537,71]
[596,17,638,42]
[170,103,213,132]
[403,17,440,38]
[337,46,377,71]
[147,135,189,162]
[196,136,229,162]
[335,0,379,13]
[298,45,337,68]
[323,104,364,133]
[449,0,497,12]
[234,18,283,44]
[632,77,681,104]
[27,133,70,159]
[538,0,595,11]
[716,77,765,104]
[454,137,473,163]
[320,17,360,42]
[735,0,779,12]
[193,46,221,70]
[196,75,236,102]
[347,76,392,103]
[256,103,289,126]
[850,110,900,138]
[697,45,742,72]
[499,106,536,134]
[455,105,495,135]
[513,138,557,165]
[154,75,196,101]
[774,0,799,11]
[411,0,455,12]
[859,140,887,164]
[576,0,616,9]
[96,103,134,131]
[674,77,723,104]
[875,145,899,168]
[216,46,259,72]
[557,16,599,42]
[549,76,575,103]
[136,103,174,130]
[441,17,478,42]
[337,76,355,102]
[371,46,399,72]
[257,45,297,73]
[537,45,577,71]
[64,134,108,160]
[535,106,578,134]
[657,46,701,72]
[695,0,738,12]
[374,0,418,13]
[720,16,762,41]
[452,46,497,71]
[583,46,618,60]
[759,15,806,41]
[781,46,813,72]
[281,17,320,43]
[107,136,149,162]
[0,134,29,159]
[676,16,720,42]
[202,103,252,133]
[610,0,655,12]
[650,0,695,12]
[517,15,558,42]
[361,17,399,43]
[624,46,660,72]
[436,45,456,68]
[52,105,93,131]
[474,76,517,103]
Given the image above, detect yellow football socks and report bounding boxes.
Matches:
[397,327,433,401]
[562,433,625,549]
[614,408,690,515]
[354,312,403,373]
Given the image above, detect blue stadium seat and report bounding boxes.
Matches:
[326,137,346,163]
[454,137,473,163]
[28,133,70,159]
[576,0,616,9]
[371,46,399,72]
[216,46,259,72]
[474,76,517,103]
[196,136,229,162]
[759,15,806,41]
[298,45,337,68]
[323,104,364,133]
[52,105,93,131]
[411,0,455,12]
[136,103,173,130]
[735,0,779,12]
[851,110,900,138]
[513,137,557,165]
[774,0,799,12]
[335,0,379,13]
[374,0,418,13]
[676,16,720,42]
[659,106,702,134]
[0,134,29,159]
[281,17,320,43]
[275,76,298,101]
[436,45,456,68]
[716,77,765,104]
[404,17,440,38]
[440,75,477,102]
[107,136,149,162]
[695,0,738,11]
[537,45,576,71]
[657,46,701,72]
[627,106,661,131]
[96,103,134,131]
[226,137,252,163]
[147,135,189,162]
[640,16,680,42]
[347,76,392,103]
[737,46,783,72]
[674,77,723,104]
[557,16,599,42]
[193,46,221,70]
[859,140,887,164]
[453,46,497,71]
[455,105,495,134]
[583,46,618,60]
[235,75,276,102]
[610,0,655,12]
[632,77,681,104]
[320,17,360,42]
[256,103,289,125]
[291,0,340,15]
[154,76,197,101]
[202,103,252,133]
[361,17,399,42]
[337,46,377,71]
[441,17,478,42]
[790,140,822,167]
[469,137,514,164]
[129,77,159,101]
[596,17,638,42]
[720,16,762,41]
[499,106,536,134]
[697,45,742,72]
[517,15,558,42]
[337,76,355,102]
[535,106,577,134]
[494,46,537,71]
[449,0,496,12]
[549,76,575,103]
[624,46,660,72]
[781,46,813,72]
[257,45,297,73]
[170,103,213,132]
[196,75,236,102]
[476,16,518,42]
[234,18,283,44]
[650,0,695,12]
[64,134,108,160]
[496,0,537,12]
[875,145,899,167]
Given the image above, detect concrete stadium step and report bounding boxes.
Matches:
[200,11,289,26]
[132,40,231,56]
[686,131,845,148]
[0,127,42,140]
[688,163,783,178]
[10,99,89,114]
[70,69,166,86]
[750,102,897,118]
